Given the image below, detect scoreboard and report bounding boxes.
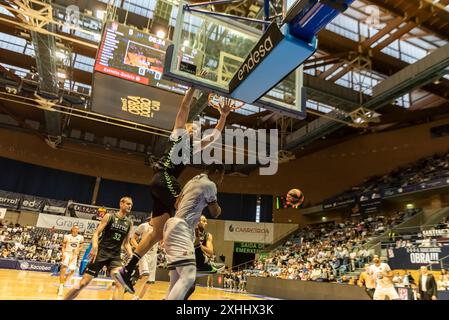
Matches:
[95,21,187,94]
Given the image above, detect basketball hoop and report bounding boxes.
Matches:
[208,93,245,113]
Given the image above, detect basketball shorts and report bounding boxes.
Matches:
[373,286,399,300]
[150,171,181,218]
[85,249,123,278]
[163,217,195,270]
[138,251,158,282]
[62,252,78,271]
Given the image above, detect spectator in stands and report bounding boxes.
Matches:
[403,271,415,288]
[239,271,247,292]
[310,266,321,281]
[420,237,432,247]
[330,256,341,277]
[437,269,449,290]
[1,248,10,259]
[392,272,402,285]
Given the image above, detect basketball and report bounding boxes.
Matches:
[286,188,305,207]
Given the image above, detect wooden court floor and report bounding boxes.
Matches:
[0,269,267,300]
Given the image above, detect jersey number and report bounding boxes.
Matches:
[113,233,122,241]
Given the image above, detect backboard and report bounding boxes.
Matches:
[163,2,306,119]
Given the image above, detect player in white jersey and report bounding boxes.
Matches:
[163,164,224,300]
[130,217,159,300]
[58,226,84,296]
[369,255,399,300]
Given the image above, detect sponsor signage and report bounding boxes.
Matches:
[224,221,273,244]
[422,229,449,238]
[16,260,57,273]
[388,247,449,270]
[66,201,148,225]
[359,198,383,214]
[234,242,266,254]
[229,22,284,92]
[322,197,357,210]
[383,177,449,198]
[66,201,117,220]
[0,190,21,210]
[37,213,100,234]
[19,195,46,212]
[91,72,183,130]
[43,199,67,215]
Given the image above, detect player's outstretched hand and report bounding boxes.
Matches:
[198,69,209,78]
[219,98,233,117]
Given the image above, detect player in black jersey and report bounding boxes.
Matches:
[64,197,134,300]
[116,79,233,294]
[183,215,222,299]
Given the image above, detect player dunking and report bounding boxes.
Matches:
[64,197,134,300]
[57,226,84,296]
[163,165,224,300]
[116,80,233,294]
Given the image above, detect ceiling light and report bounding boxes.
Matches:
[156,30,166,39]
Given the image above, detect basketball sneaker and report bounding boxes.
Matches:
[197,261,225,274]
[114,268,135,294]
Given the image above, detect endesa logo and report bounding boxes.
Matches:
[229,22,283,91]
[236,37,274,81]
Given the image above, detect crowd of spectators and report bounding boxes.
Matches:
[385,216,449,249]
[223,269,248,292]
[0,222,66,264]
[331,150,449,203]
[246,209,420,283]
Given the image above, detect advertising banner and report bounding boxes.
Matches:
[387,247,449,270]
[0,190,21,210]
[234,242,266,254]
[19,195,46,212]
[224,221,273,244]
[15,260,57,273]
[91,72,183,130]
[37,213,100,234]
[43,199,67,215]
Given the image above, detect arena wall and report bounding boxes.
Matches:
[154,268,371,300]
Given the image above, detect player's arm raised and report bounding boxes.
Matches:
[199,98,232,150]
[173,88,195,130]
[173,70,208,130]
